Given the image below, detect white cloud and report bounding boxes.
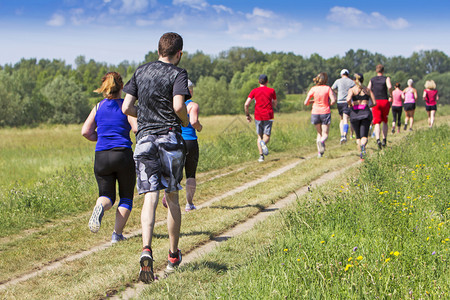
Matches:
[46,13,65,27]
[246,7,274,19]
[136,18,155,26]
[173,0,208,10]
[212,4,233,14]
[327,6,409,30]
[121,0,149,14]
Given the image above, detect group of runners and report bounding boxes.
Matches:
[246,64,439,161]
[81,32,439,284]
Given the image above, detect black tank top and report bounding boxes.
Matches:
[370,76,388,100]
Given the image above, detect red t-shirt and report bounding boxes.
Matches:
[248,86,277,121]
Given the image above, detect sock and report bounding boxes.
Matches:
[169,249,179,258]
[343,124,349,135]
[143,245,152,252]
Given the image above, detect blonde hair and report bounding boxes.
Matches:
[354,73,364,89]
[313,72,328,85]
[93,72,124,99]
[424,80,436,90]
[407,79,414,87]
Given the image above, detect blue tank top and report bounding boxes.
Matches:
[181,100,197,141]
[95,98,132,151]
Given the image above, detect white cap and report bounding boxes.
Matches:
[340,69,349,76]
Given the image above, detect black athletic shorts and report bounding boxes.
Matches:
[94,147,136,204]
[426,105,437,112]
[184,139,199,179]
[337,103,350,116]
[404,103,416,112]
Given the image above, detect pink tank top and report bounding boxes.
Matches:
[308,85,332,115]
[424,89,438,106]
[404,88,415,103]
[392,89,403,107]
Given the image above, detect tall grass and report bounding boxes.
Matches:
[209,125,450,299]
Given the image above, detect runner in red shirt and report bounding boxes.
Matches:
[244,74,277,162]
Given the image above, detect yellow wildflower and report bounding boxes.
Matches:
[348,257,352,262]
[394,251,400,256]
[357,256,363,260]
[344,264,353,271]
[284,248,288,252]
[385,258,391,263]
[320,241,325,244]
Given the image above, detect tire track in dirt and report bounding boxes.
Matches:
[0,154,311,290]
[113,160,361,299]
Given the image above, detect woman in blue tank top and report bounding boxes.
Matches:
[82,72,137,244]
[162,80,203,212]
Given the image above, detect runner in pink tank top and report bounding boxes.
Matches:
[391,83,404,133]
[423,80,439,128]
[402,79,417,131]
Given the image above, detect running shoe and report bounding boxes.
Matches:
[377,139,382,150]
[409,128,413,131]
[382,139,387,148]
[260,140,269,156]
[258,155,264,162]
[317,140,325,155]
[162,194,168,208]
[391,128,395,134]
[139,248,154,283]
[111,232,126,244]
[340,136,345,144]
[185,203,196,212]
[88,203,104,233]
[317,152,323,158]
[404,124,407,131]
[166,249,182,275]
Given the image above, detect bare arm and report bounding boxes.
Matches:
[369,89,377,107]
[173,95,189,127]
[328,88,336,106]
[187,102,202,132]
[244,97,253,122]
[304,90,313,106]
[128,116,138,134]
[423,90,427,101]
[367,80,372,91]
[413,88,418,101]
[122,94,138,117]
[81,106,98,142]
[346,87,354,106]
[386,77,393,101]
[272,97,277,109]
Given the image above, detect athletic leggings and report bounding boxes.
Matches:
[94,147,135,204]
[184,139,199,179]
[351,118,372,139]
[391,106,403,127]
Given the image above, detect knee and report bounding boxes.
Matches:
[118,198,133,211]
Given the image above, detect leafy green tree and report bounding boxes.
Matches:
[195,76,236,115]
[41,76,89,124]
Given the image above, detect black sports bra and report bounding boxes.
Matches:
[352,89,370,102]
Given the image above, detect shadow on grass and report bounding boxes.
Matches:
[153,230,214,239]
[210,204,265,210]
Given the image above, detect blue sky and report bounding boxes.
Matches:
[1,0,449,66]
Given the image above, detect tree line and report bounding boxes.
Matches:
[0,48,449,127]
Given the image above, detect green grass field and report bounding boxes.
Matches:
[0,107,449,299]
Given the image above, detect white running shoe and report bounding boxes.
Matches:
[258,155,264,162]
[317,140,325,155]
[260,140,269,156]
[88,203,104,233]
[185,203,196,212]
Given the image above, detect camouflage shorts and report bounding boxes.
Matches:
[134,131,186,194]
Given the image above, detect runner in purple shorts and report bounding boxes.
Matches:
[122,32,190,283]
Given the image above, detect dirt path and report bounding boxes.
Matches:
[113,160,361,299]
[0,154,312,290]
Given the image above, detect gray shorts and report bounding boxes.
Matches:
[134,131,185,194]
[255,120,273,136]
[311,113,331,125]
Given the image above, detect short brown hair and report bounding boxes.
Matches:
[376,64,384,73]
[158,32,183,58]
[93,72,123,99]
[313,72,328,85]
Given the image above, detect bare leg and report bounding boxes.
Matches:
[374,123,381,140]
[321,124,329,142]
[382,122,388,139]
[427,111,431,127]
[256,135,263,155]
[166,191,181,253]
[339,115,344,137]
[430,110,436,127]
[141,191,159,248]
[409,110,415,129]
[96,196,113,211]
[262,134,270,144]
[185,178,196,206]
[114,206,131,235]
